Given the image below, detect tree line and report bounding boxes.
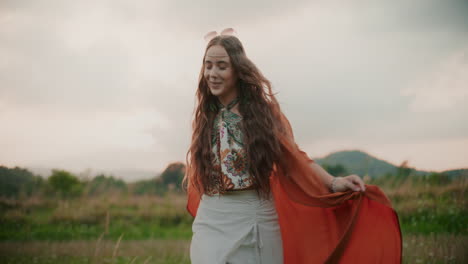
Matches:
[1,160,454,199]
[0,162,185,199]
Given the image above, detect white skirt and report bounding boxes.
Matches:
[190,189,284,264]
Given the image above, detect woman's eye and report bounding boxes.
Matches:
[205,66,226,70]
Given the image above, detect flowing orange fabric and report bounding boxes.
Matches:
[186,111,402,263]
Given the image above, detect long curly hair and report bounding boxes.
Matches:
[183,35,290,200]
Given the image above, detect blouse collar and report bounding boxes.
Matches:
[215,96,242,121]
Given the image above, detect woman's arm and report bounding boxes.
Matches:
[309,162,366,193]
[309,162,334,190]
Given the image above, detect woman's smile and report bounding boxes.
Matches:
[209,81,222,89]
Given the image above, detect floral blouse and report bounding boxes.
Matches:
[207,97,256,194]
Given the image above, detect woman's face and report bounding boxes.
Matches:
[203,45,238,102]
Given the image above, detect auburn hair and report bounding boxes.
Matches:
[183,35,290,200]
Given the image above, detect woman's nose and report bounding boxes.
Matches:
[206,70,219,80]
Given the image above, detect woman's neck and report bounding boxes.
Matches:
[217,91,238,107]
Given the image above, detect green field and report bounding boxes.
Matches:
[0,176,466,263]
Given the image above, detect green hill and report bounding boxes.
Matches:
[313,149,467,179]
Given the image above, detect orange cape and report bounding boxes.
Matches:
[186,112,402,263]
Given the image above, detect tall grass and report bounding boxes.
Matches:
[0,175,466,263]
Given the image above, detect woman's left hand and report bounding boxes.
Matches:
[333,174,366,193]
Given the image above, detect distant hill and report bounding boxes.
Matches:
[312,149,467,179]
[440,168,468,179]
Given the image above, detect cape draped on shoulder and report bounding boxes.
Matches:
[186,111,402,264]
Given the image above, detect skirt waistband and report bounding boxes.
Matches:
[200,189,275,214]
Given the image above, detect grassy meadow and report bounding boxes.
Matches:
[0,175,466,263]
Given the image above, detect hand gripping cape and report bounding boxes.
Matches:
[186,111,402,264]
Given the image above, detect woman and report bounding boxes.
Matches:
[184,29,402,264]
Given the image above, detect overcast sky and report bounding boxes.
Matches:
[1,0,467,178]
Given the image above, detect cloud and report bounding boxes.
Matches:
[1,0,467,173]
[401,45,468,112]
[0,103,171,170]
[347,0,468,34]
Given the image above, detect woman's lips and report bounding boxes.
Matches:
[210,82,222,88]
